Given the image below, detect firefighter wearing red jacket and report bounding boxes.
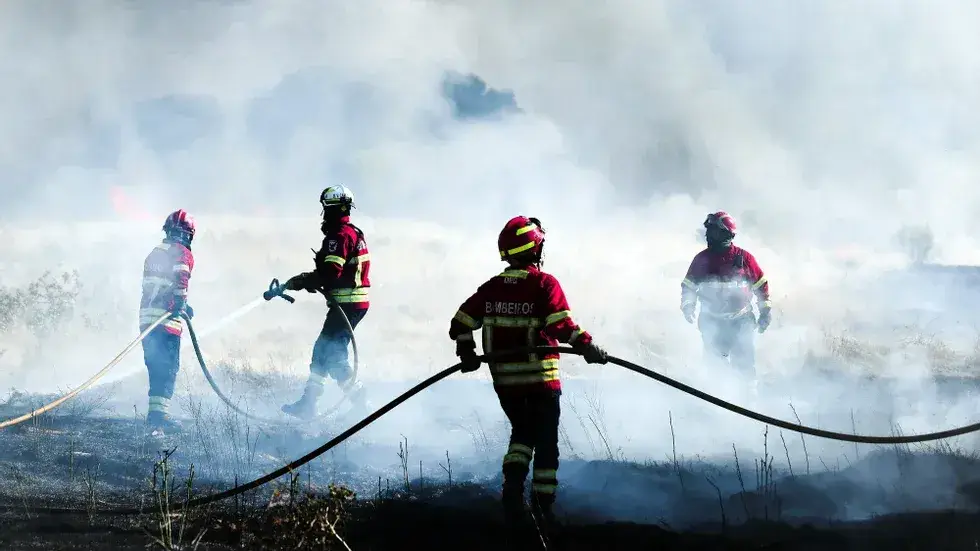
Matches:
[139,209,196,437]
[280,185,371,420]
[449,216,608,527]
[681,211,771,374]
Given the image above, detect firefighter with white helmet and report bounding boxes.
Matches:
[279,185,371,420]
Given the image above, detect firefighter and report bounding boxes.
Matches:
[139,209,196,437]
[280,185,371,420]
[681,211,771,375]
[448,215,608,527]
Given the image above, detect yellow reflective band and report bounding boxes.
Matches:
[148,396,170,413]
[761,300,773,309]
[143,276,172,286]
[453,310,480,329]
[493,359,559,374]
[568,328,585,343]
[532,482,557,494]
[308,373,327,387]
[330,288,370,303]
[173,264,191,273]
[455,332,474,342]
[508,241,535,255]
[355,253,371,262]
[508,443,533,456]
[504,452,531,467]
[483,316,542,328]
[751,276,768,290]
[515,223,537,236]
[324,255,345,266]
[533,468,557,480]
[162,318,183,332]
[173,289,188,297]
[545,310,570,326]
[499,269,529,279]
[682,278,698,289]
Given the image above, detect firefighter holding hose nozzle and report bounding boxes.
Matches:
[681,211,771,378]
[278,185,371,420]
[448,215,608,530]
[139,209,196,438]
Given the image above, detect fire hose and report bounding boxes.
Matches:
[9,283,980,514]
[10,345,980,517]
[0,312,171,430]
[189,278,360,423]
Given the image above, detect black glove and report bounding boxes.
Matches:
[170,296,187,319]
[184,304,195,320]
[574,341,608,365]
[456,339,481,373]
[758,307,772,334]
[287,272,320,294]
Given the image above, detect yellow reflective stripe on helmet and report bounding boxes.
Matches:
[483,316,542,328]
[751,276,768,290]
[499,269,529,279]
[682,278,698,289]
[545,310,570,326]
[515,223,538,236]
[454,310,480,329]
[505,241,535,256]
[323,255,345,266]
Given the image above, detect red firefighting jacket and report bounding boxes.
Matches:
[139,241,194,335]
[312,216,370,310]
[681,245,770,319]
[448,265,593,393]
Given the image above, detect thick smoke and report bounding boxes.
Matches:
[2,0,980,522]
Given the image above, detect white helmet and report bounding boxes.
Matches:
[320,185,355,210]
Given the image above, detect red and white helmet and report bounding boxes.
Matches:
[162,209,196,243]
[704,211,737,235]
[499,216,546,262]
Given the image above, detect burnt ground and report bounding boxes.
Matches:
[4,401,980,550]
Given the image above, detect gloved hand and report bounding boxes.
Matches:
[681,303,696,324]
[184,304,195,320]
[574,341,609,365]
[169,297,187,319]
[757,307,772,334]
[286,272,319,294]
[456,339,482,373]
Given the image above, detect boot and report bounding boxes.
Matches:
[342,380,371,419]
[530,492,560,543]
[502,479,527,525]
[281,391,319,420]
[146,411,182,438]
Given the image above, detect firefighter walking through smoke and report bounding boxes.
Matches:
[448,216,608,529]
[681,211,771,376]
[280,185,370,420]
[139,209,196,437]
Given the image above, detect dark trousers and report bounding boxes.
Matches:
[311,305,367,385]
[498,389,561,507]
[698,313,757,374]
[142,327,181,399]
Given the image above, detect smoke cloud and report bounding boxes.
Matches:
[2,0,980,522]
